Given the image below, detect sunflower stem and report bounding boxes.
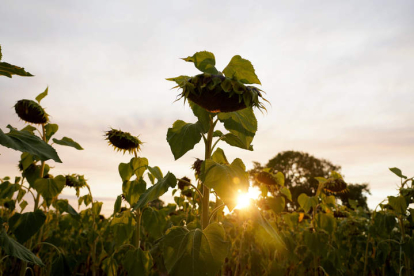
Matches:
[201,115,214,230]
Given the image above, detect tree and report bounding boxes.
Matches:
[250,151,370,210]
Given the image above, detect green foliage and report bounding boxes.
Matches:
[0,125,61,162]
[0,228,44,266]
[162,223,229,276]
[201,158,249,210]
[133,172,176,210]
[182,51,219,75]
[0,45,33,78]
[218,108,257,150]
[123,248,153,276]
[8,209,46,243]
[167,120,203,160]
[222,55,261,84]
[52,137,83,150]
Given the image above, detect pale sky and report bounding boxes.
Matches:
[1,0,413,215]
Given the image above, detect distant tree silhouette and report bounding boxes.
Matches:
[250,150,370,210]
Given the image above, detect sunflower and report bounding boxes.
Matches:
[105,128,142,155]
[168,51,268,113]
[14,99,48,124]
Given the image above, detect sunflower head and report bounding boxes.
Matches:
[255,171,278,186]
[178,176,191,190]
[14,99,49,124]
[323,172,348,194]
[65,174,86,188]
[105,128,142,155]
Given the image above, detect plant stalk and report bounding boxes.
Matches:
[201,116,214,230]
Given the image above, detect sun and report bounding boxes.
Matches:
[234,187,261,210]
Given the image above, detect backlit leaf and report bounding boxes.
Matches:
[200,158,249,210]
[167,120,202,160]
[45,124,58,142]
[218,108,257,150]
[162,223,229,276]
[133,172,176,210]
[182,51,219,75]
[123,248,153,276]
[223,55,261,84]
[298,193,317,213]
[35,87,48,103]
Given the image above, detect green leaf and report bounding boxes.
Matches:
[316,213,336,234]
[280,187,292,201]
[119,157,148,182]
[45,124,59,142]
[33,175,66,206]
[123,248,153,276]
[78,194,92,207]
[211,148,229,164]
[0,228,44,266]
[147,166,163,181]
[389,167,407,179]
[114,195,122,214]
[35,87,48,103]
[167,120,202,160]
[222,55,261,84]
[8,209,46,243]
[182,51,219,75]
[122,178,146,206]
[274,172,284,186]
[54,199,79,217]
[298,193,318,213]
[267,196,285,214]
[213,130,223,137]
[102,256,118,276]
[388,196,407,215]
[189,100,211,133]
[0,62,33,78]
[133,172,176,210]
[142,207,167,239]
[110,210,135,245]
[200,158,249,210]
[53,137,83,150]
[250,207,285,249]
[0,181,18,199]
[162,223,229,276]
[0,125,61,162]
[19,200,28,212]
[217,108,257,150]
[221,133,253,151]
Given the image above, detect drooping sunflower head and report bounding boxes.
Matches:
[167,51,269,113]
[65,174,87,188]
[105,128,142,155]
[255,171,278,186]
[324,172,348,194]
[14,99,49,124]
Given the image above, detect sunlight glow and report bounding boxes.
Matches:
[234,186,261,210]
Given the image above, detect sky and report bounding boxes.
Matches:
[1,0,413,215]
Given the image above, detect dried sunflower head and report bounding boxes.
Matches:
[178,176,191,190]
[168,51,268,113]
[256,171,278,186]
[14,99,48,124]
[105,128,142,155]
[324,172,348,194]
[65,174,86,188]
